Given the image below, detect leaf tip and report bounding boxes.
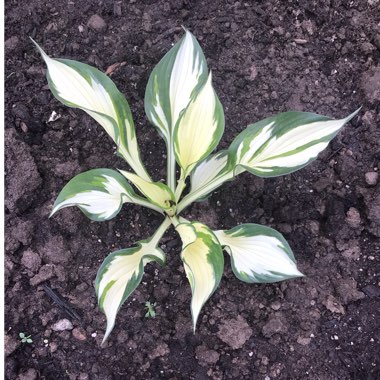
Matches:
[49,207,58,219]
[295,268,305,278]
[190,300,203,334]
[30,37,49,61]
[29,36,37,46]
[101,321,115,346]
[191,313,199,334]
[343,107,362,124]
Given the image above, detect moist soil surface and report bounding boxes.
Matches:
[4,1,380,379]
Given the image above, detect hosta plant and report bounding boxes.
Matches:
[33,30,359,343]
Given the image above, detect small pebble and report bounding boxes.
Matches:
[5,36,19,50]
[21,122,28,133]
[365,172,378,186]
[16,368,38,380]
[345,207,361,228]
[49,341,58,353]
[297,336,311,345]
[87,14,107,31]
[72,327,87,341]
[270,301,281,310]
[21,249,41,272]
[5,334,19,356]
[261,356,269,365]
[52,319,73,331]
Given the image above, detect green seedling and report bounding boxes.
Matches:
[145,301,157,318]
[19,332,33,344]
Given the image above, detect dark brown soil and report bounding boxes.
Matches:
[5,1,380,379]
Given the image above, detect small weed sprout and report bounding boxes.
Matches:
[32,29,359,343]
[19,332,33,344]
[145,301,157,318]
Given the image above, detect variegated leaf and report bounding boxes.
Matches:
[214,224,303,283]
[176,151,233,213]
[174,73,225,176]
[144,29,208,142]
[119,170,175,212]
[228,109,360,177]
[95,218,171,342]
[190,151,229,193]
[32,39,150,181]
[176,222,224,330]
[51,169,161,221]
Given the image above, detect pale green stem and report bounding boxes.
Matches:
[167,139,176,192]
[176,170,234,214]
[170,215,181,227]
[170,215,190,229]
[131,197,164,214]
[174,170,187,201]
[149,216,172,246]
[178,216,190,224]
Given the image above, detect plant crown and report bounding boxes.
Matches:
[33,29,359,343]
